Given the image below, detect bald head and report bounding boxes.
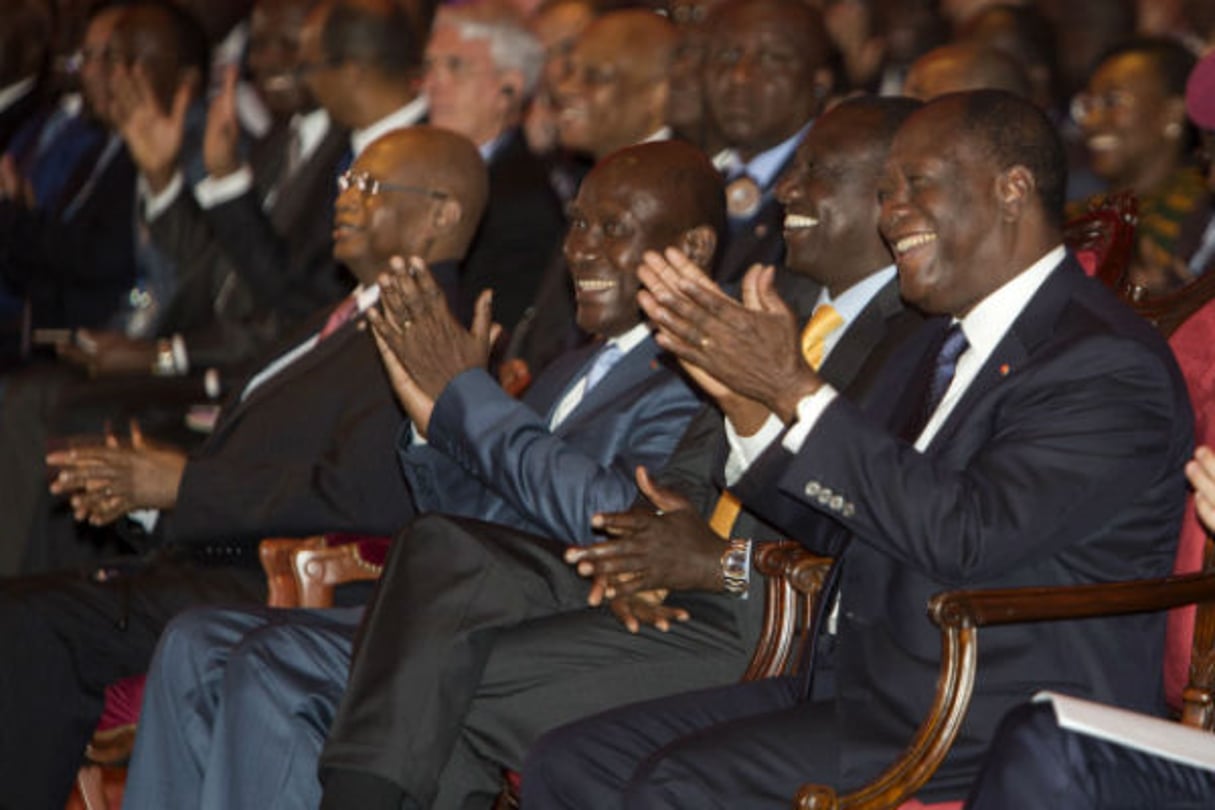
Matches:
[337,127,488,281]
[565,140,724,336]
[903,44,1031,101]
[553,9,677,158]
[592,140,726,251]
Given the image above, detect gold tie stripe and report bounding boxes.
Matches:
[707,304,844,538]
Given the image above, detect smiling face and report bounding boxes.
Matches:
[703,0,827,160]
[247,0,314,118]
[774,112,886,291]
[552,13,671,159]
[332,143,442,284]
[1075,51,1184,188]
[878,105,1006,317]
[564,163,685,338]
[423,23,510,148]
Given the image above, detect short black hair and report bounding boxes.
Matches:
[321,0,423,77]
[830,95,923,158]
[956,89,1068,227]
[1096,36,1198,98]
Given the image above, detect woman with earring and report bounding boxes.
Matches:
[1070,37,1209,295]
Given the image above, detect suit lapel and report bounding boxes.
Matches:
[554,336,665,435]
[925,258,1077,451]
[267,125,347,233]
[211,314,367,439]
[819,278,902,393]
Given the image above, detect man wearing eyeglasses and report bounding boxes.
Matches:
[0,125,485,809]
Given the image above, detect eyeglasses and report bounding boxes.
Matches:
[337,170,449,200]
[1070,90,1138,124]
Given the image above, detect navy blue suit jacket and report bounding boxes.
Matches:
[735,256,1194,799]
[400,334,701,546]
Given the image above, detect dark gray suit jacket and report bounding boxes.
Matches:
[149,120,350,371]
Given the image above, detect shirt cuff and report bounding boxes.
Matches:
[723,412,783,486]
[782,385,840,454]
[193,165,254,209]
[128,509,160,533]
[140,171,183,222]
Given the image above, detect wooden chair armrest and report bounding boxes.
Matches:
[259,536,326,608]
[743,542,833,681]
[930,572,1215,629]
[291,543,384,609]
[796,571,1215,810]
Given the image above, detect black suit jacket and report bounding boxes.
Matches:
[150,119,351,371]
[656,275,924,542]
[0,136,137,329]
[458,129,565,333]
[735,256,1194,799]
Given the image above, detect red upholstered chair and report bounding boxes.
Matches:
[1062,190,1137,285]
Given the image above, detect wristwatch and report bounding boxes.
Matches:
[720,538,751,596]
[151,338,176,376]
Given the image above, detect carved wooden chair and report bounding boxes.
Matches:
[763,533,1215,810]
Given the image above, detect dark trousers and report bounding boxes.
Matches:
[521,676,838,810]
[320,514,761,810]
[965,702,1215,810]
[0,551,264,808]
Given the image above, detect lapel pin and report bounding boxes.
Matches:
[998,363,1011,376]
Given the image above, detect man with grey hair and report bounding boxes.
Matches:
[425,0,565,332]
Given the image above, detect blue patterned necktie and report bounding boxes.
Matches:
[921,323,970,428]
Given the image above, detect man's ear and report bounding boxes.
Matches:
[431,197,464,232]
[676,224,717,269]
[996,165,1034,222]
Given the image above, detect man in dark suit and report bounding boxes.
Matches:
[0,2,210,335]
[704,0,835,286]
[120,139,708,809]
[314,101,926,809]
[0,126,487,809]
[421,1,565,334]
[524,90,1193,808]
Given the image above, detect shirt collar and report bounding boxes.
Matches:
[351,96,428,157]
[640,126,673,145]
[957,244,1066,354]
[352,283,382,313]
[291,107,332,165]
[817,265,897,325]
[0,76,36,114]
[604,321,652,356]
[722,120,812,189]
[479,133,505,162]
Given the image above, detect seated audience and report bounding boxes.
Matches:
[315,97,926,810]
[422,1,565,334]
[123,138,711,809]
[0,1,209,336]
[0,125,486,809]
[508,7,676,376]
[522,90,1192,808]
